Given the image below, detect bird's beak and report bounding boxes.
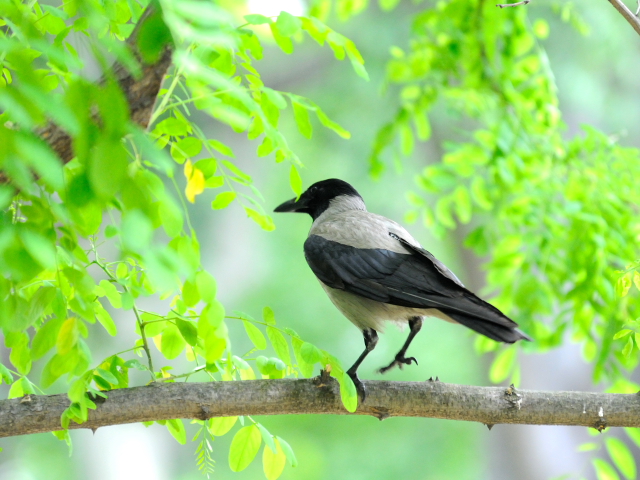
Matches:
[274,196,307,213]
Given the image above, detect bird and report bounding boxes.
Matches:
[274,178,530,398]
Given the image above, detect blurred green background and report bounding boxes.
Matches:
[1,0,640,479]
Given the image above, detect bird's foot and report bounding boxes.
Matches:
[378,354,418,374]
[347,370,367,402]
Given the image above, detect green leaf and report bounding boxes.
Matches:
[300,342,322,364]
[257,136,275,157]
[489,347,516,383]
[96,367,118,385]
[200,319,227,364]
[593,458,621,480]
[256,423,277,453]
[202,300,226,329]
[20,230,56,270]
[267,327,291,366]
[314,106,350,139]
[349,58,369,81]
[292,101,312,139]
[16,136,64,190]
[577,442,599,452]
[270,23,294,54]
[95,303,117,336]
[212,191,236,210]
[244,14,271,25]
[338,373,358,413]
[88,138,129,199]
[622,337,633,357]
[171,137,203,162]
[263,437,287,480]
[263,88,287,109]
[99,280,122,308]
[176,318,198,346]
[56,318,78,355]
[229,425,262,472]
[263,306,276,325]
[626,427,640,449]
[616,273,632,298]
[196,271,217,303]
[275,436,297,467]
[276,12,302,36]
[209,416,237,436]
[453,186,472,224]
[155,117,191,137]
[0,363,14,385]
[413,111,431,141]
[289,165,302,198]
[614,330,633,340]
[533,19,550,39]
[206,175,225,189]
[292,337,315,377]
[159,199,184,238]
[8,377,25,399]
[7,332,31,375]
[136,6,172,63]
[244,207,275,231]
[606,437,636,479]
[161,323,186,359]
[32,316,64,360]
[167,419,187,445]
[182,279,200,307]
[244,321,267,350]
[208,139,235,157]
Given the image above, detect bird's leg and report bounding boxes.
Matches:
[346,328,378,401]
[378,317,423,374]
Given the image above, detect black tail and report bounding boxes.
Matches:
[427,291,532,344]
[445,311,531,343]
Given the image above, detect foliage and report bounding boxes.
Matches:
[0,0,367,477]
[360,0,640,477]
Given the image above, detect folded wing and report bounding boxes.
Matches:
[304,234,530,343]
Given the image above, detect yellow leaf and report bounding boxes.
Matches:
[56,318,78,355]
[184,159,205,203]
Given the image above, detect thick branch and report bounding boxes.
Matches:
[36,3,173,163]
[1,379,639,438]
[605,0,640,36]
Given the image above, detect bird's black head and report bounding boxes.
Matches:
[274,178,363,220]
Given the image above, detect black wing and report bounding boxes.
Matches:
[304,234,530,343]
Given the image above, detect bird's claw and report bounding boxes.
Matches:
[378,355,418,374]
[348,371,367,403]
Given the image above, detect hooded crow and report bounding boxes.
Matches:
[275,178,530,396]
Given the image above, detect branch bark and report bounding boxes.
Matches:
[0,2,173,185]
[2,378,639,438]
[606,0,640,36]
[36,3,173,163]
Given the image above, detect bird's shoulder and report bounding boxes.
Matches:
[309,210,419,253]
[306,209,466,290]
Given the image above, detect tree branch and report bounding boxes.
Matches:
[0,1,173,186]
[2,378,639,438]
[36,3,173,163]
[605,0,640,36]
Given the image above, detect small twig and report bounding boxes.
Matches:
[607,0,640,36]
[92,249,156,382]
[156,365,207,382]
[496,0,529,8]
